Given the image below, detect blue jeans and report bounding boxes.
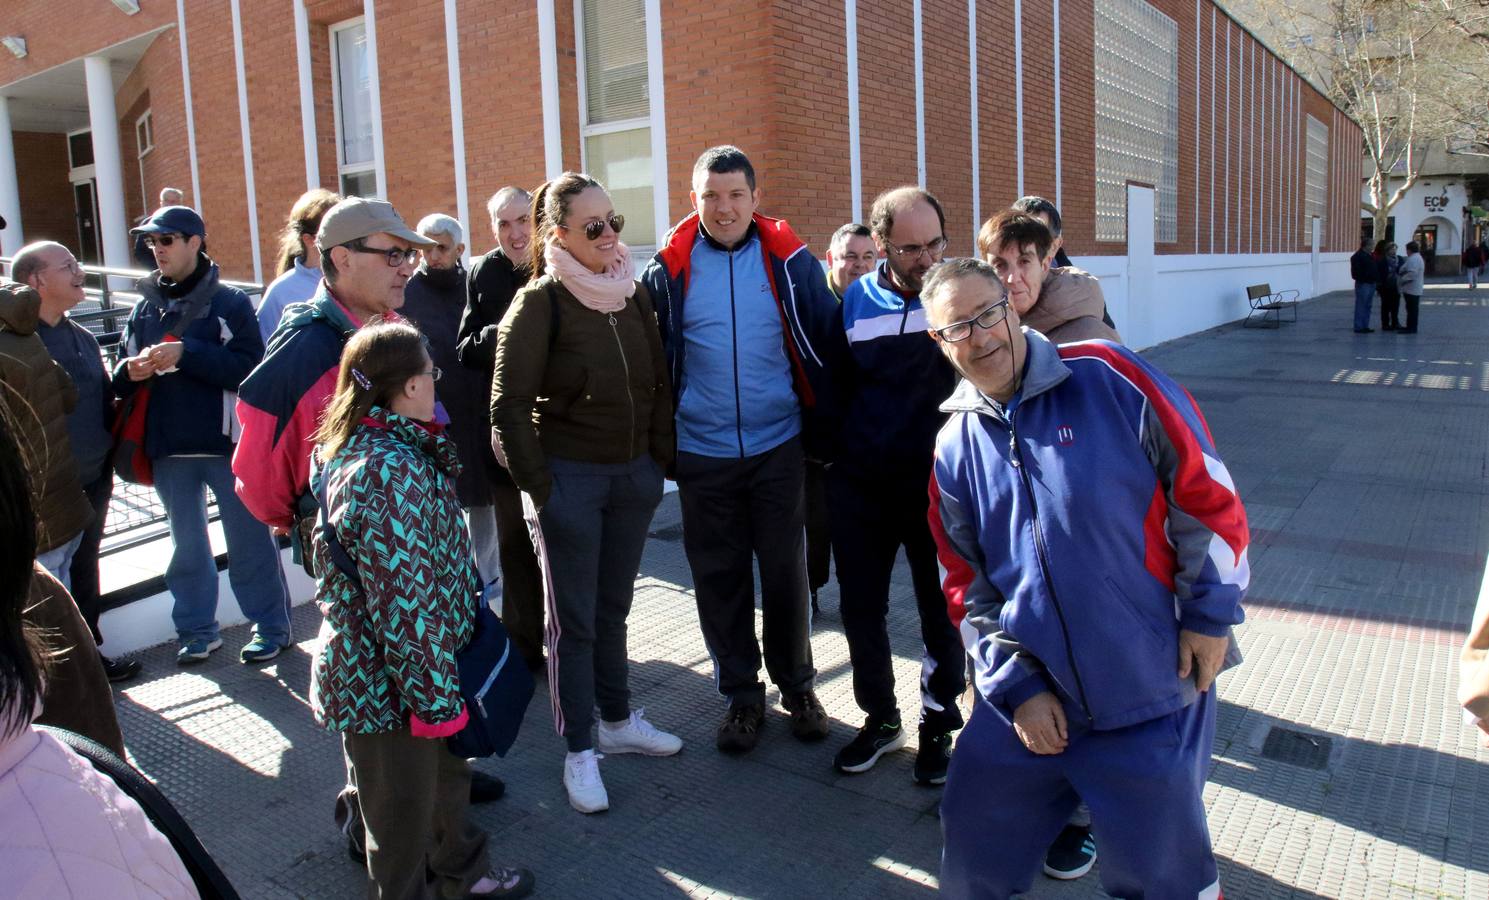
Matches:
[1353,282,1376,330]
[154,455,291,645]
[36,531,84,592]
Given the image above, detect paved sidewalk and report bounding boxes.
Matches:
[109,284,1489,898]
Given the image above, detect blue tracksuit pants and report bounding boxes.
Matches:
[940,690,1221,899]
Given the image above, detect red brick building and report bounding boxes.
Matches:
[0,0,1359,347]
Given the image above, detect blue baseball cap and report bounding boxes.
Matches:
[130,205,206,238]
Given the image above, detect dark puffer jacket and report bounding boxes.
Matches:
[0,283,93,552]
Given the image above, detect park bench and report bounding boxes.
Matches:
[1243,283,1300,329]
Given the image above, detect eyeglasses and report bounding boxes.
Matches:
[144,233,187,248]
[350,243,420,267]
[423,366,442,382]
[566,214,625,241]
[932,299,1010,343]
[42,259,83,275]
[884,236,948,261]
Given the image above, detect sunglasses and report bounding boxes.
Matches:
[567,214,625,241]
[145,233,188,248]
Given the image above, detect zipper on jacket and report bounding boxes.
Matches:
[608,313,637,458]
[1006,408,1094,724]
[728,251,745,457]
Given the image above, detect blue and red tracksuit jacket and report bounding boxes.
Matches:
[641,211,846,460]
[929,329,1248,730]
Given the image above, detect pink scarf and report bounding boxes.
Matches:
[544,239,636,313]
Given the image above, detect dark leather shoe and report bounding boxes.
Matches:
[470,770,506,804]
[1354,327,1375,333]
[102,655,142,683]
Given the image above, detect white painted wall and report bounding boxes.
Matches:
[1363,176,1471,255]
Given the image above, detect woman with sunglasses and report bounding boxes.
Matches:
[310,322,534,898]
[491,172,679,814]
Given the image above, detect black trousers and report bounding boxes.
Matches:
[490,477,545,667]
[804,459,832,593]
[69,472,113,645]
[827,466,965,732]
[1403,293,1420,331]
[676,436,815,704]
[1379,287,1401,329]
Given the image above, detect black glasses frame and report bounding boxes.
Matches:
[932,299,1011,343]
[349,242,420,268]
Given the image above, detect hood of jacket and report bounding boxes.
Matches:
[940,328,1071,416]
[0,283,41,336]
[1022,267,1108,337]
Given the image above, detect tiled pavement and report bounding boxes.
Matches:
[110,284,1489,898]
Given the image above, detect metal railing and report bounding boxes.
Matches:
[2,257,264,550]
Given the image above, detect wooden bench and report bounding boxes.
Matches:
[1244,283,1300,329]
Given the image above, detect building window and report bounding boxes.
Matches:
[331,20,378,198]
[1304,115,1328,243]
[577,0,654,248]
[67,130,94,169]
[135,111,154,157]
[1094,0,1180,243]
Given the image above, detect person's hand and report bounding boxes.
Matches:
[490,430,509,469]
[1178,629,1230,693]
[125,355,157,381]
[1012,691,1068,755]
[147,341,185,370]
[270,525,289,537]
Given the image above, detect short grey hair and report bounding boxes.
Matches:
[416,213,464,246]
[486,187,532,223]
[920,257,1004,327]
[159,187,184,205]
[829,222,871,253]
[10,241,69,285]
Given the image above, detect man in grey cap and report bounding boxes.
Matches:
[231,195,506,862]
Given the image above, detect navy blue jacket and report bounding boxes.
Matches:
[112,259,264,459]
[641,212,847,460]
[835,263,957,480]
[1351,249,1378,283]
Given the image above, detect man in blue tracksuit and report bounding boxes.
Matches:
[829,187,965,784]
[641,146,844,753]
[923,258,1247,898]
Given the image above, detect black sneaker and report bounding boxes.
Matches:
[833,716,907,773]
[716,701,765,754]
[101,655,142,683]
[1043,824,1097,880]
[470,770,506,804]
[913,730,953,785]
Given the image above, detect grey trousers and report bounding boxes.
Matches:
[536,454,664,752]
[343,728,488,900]
[675,435,816,705]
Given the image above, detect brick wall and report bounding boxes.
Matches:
[12,132,77,253]
[4,0,1364,286]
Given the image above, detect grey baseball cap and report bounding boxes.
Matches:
[316,197,435,249]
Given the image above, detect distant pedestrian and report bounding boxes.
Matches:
[116,206,292,666]
[1350,238,1377,333]
[1375,241,1401,331]
[1398,241,1425,334]
[492,173,682,814]
[1462,242,1483,290]
[256,189,341,342]
[309,322,535,899]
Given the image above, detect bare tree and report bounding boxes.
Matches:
[1236,0,1458,239]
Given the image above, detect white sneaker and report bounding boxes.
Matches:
[563,750,609,813]
[596,708,684,756]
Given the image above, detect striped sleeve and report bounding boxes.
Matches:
[1061,343,1249,636]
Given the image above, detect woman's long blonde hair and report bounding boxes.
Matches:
[313,322,429,462]
[275,189,341,276]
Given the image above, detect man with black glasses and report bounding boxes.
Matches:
[828,186,966,785]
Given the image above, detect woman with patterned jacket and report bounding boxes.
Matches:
[308,322,533,900]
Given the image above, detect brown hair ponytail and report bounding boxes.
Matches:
[527,172,603,278]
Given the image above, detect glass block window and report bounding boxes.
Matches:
[1304,115,1329,244]
[1094,0,1180,243]
[579,0,655,249]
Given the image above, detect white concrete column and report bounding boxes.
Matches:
[84,56,131,273]
[537,0,562,179]
[294,0,319,189]
[0,97,24,259]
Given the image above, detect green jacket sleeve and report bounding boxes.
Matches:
[491,282,554,505]
[635,283,675,472]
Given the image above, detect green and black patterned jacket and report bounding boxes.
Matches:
[308,407,477,734]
